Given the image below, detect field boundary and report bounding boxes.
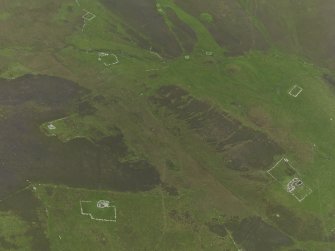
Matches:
[80,200,117,222]
[98,52,119,66]
[267,157,312,202]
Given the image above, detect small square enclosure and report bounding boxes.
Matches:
[288,85,303,97]
[82,11,96,21]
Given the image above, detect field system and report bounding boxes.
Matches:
[40,115,111,143]
[267,158,313,202]
[40,116,87,143]
[80,200,117,222]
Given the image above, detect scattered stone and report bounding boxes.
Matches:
[48,124,56,130]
